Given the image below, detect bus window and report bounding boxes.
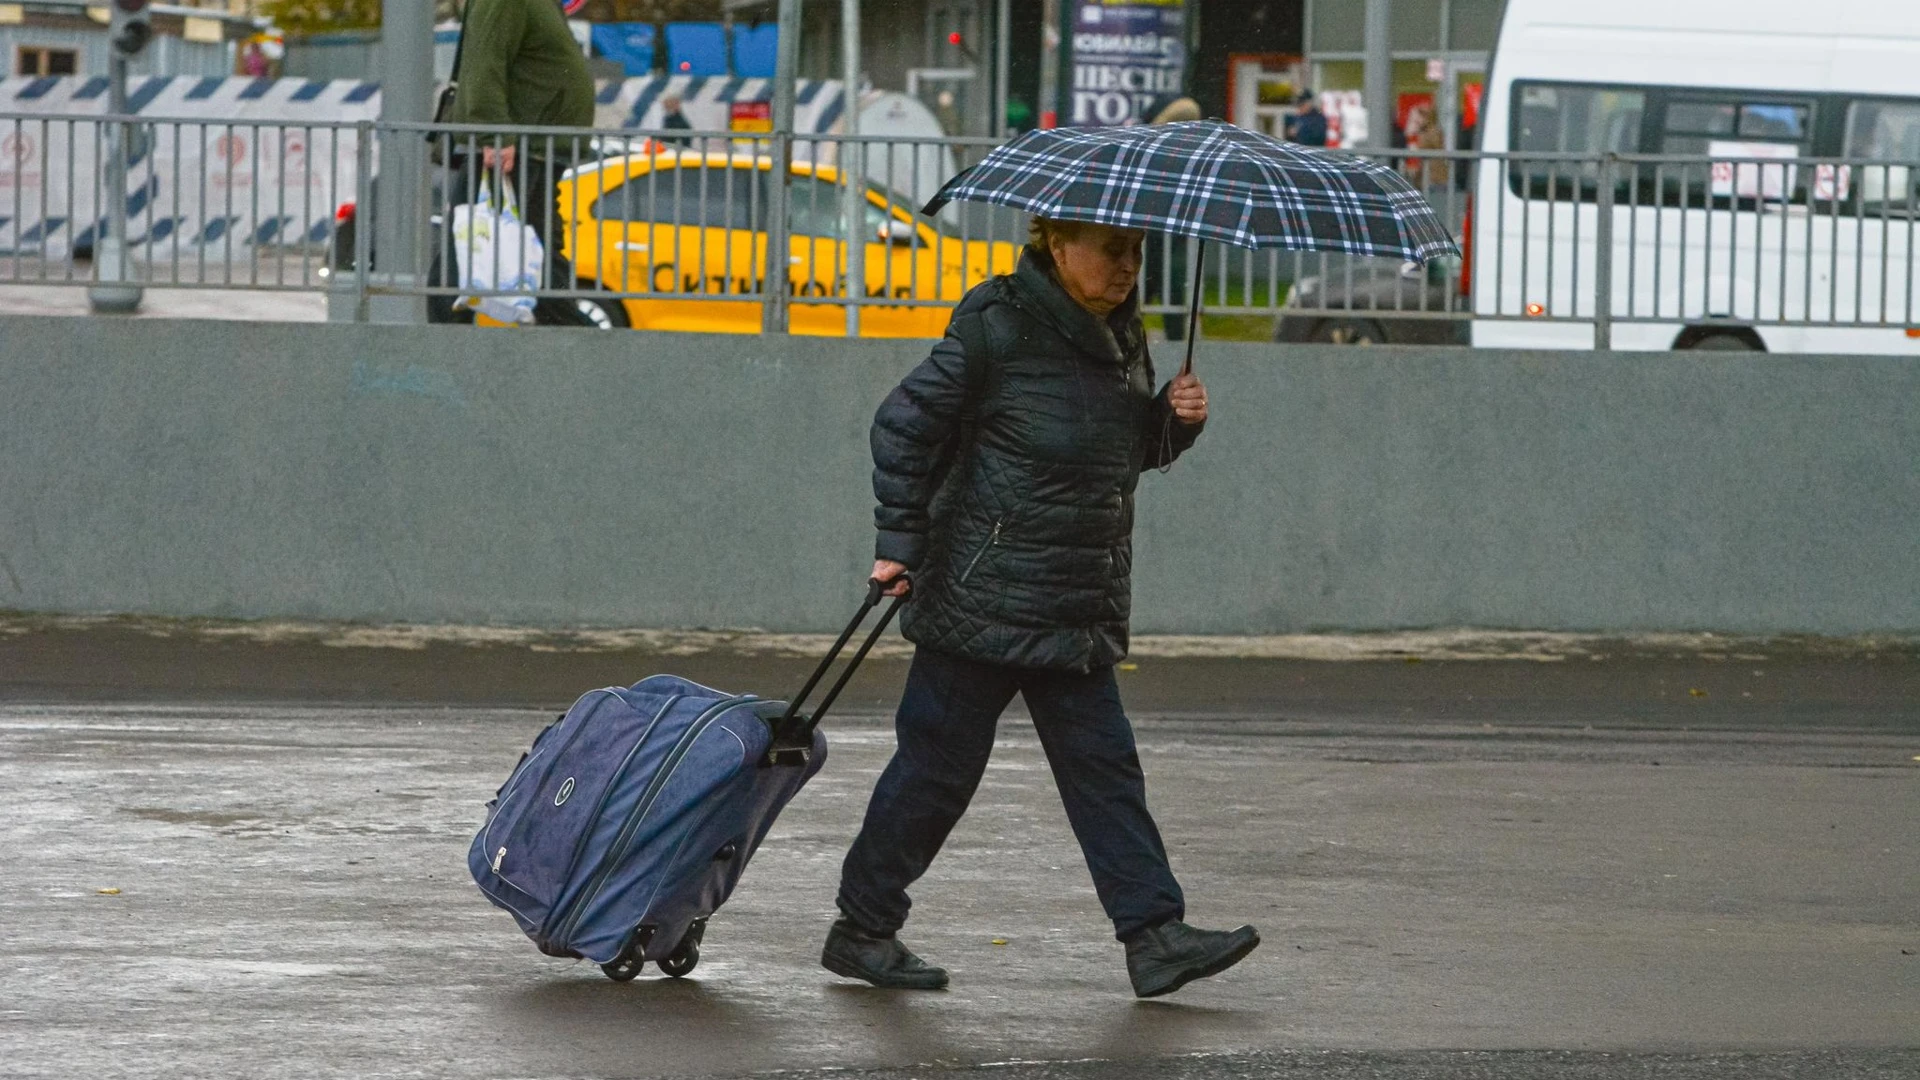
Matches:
[1845,100,1920,210]
[1740,104,1808,140]
[1660,98,1811,154]
[1663,101,1736,143]
[1658,96,1813,205]
[1511,82,1644,200]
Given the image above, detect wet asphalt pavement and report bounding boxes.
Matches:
[2,625,1916,1079]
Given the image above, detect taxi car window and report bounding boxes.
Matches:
[592,165,762,230]
[782,174,895,240]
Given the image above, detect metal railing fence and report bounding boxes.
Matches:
[6,113,1919,345]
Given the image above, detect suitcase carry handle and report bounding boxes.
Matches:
[765,577,906,766]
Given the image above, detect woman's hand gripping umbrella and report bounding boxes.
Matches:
[922,119,1460,376]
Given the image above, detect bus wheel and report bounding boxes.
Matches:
[576,294,631,331]
[1675,327,1764,351]
[1313,318,1387,345]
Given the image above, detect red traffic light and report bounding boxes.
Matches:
[947,31,962,46]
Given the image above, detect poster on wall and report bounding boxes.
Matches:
[1068,0,1187,126]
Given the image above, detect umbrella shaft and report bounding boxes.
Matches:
[1181,240,1205,377]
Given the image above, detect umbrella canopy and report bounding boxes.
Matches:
[923,120,1457,264]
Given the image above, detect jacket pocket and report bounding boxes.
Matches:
[958,516,1007,584]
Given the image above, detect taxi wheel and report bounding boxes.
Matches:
[576,294,631,331]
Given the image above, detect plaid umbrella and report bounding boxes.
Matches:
[923,120,1458,371]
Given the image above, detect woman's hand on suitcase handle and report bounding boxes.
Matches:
[871,560,911,598]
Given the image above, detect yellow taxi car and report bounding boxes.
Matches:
[554,150,1019,336]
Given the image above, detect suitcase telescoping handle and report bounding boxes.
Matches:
[765,577,907,767]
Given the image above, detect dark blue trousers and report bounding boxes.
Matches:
[836,647,1186,941]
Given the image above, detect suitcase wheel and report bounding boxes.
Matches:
[658,917,708,979]
[657,942,698,978]
[601,954,644,982]
[601,926,654,982]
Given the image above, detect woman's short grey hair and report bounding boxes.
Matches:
[1028,216,1089,251]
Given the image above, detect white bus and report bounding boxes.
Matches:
[1472,0,1920,352]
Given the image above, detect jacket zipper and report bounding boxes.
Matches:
[959,517,1005,583]
[546,694,757,947]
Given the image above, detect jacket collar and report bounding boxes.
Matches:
[1008,245,1141,367]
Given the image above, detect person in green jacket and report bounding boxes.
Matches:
[430,0,596,326]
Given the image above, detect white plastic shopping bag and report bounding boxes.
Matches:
[451,179,544,326]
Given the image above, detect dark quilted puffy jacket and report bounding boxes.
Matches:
[871,245,1203,672]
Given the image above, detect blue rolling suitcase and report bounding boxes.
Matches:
[468,582,904,981]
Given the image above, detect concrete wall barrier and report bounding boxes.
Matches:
[1,316,1914,635]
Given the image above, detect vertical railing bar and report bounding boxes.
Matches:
[1751,159,1764,324]
[65,117,79,282]
[1712,159,1728,320]
[544,133,556,301]
[463,134,477,312]
[196,123,207,287]
[1828,162,1840,324]
[1571,158,1583,322]
[700,146,713,297]
[1775,159,1788,324]
[298,123,312,288]
[352,121,372,319]
[221,123,234,283]
[1546,161,1559,318]
[246,120,260,285]
[137,118,154,277]
[1626,155,1639,319]
[1896,163,1911,327]
[1877,163,1891,326]
[883,140,895,300]
[1519,157,1533,319]
[1594,154,1613,349]
[568,131,579,298]
[1852,157,1866,325]
[1681,162,1695,321]
[8,116,21,283]
[910,143,923,306]
[1801,160,1813,324]
[35,117,49,282]
[933,145,946,306]
[1651,163,1664,320]
[326,125,338,295]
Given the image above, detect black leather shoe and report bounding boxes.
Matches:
[1124,920,1260,998]
[821,917,950,990]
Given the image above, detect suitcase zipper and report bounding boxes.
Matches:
[534,692,683,906]
[483,689,623,869]
[546,694,758,948]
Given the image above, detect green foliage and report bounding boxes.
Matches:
[262,0,719,39]
[261,0,385,36]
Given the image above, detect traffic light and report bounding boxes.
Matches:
[109,0,153,57]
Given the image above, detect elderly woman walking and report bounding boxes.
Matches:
[820,217,1260,998]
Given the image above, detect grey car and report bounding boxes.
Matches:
[1274,256,1470,346]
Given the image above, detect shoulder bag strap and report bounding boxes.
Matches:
[433,1,472,124]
